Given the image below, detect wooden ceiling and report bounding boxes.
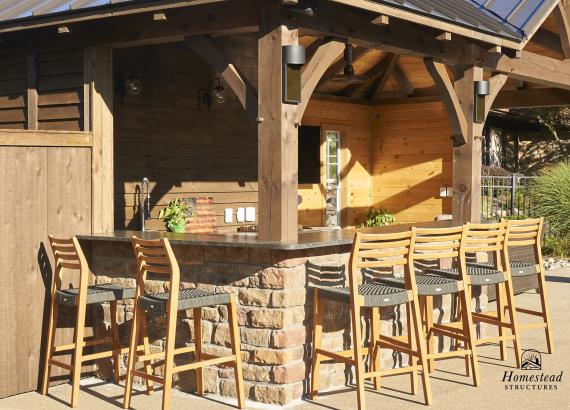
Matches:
[302,13,567,105]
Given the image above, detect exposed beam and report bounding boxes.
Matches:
[372,15,390,26]
[391,63,415,96]
[185,35,258,123]
[423,58,467,144]
[365,54,399,100]
[520,0,563,50]
[328,0,523,49]
[297,40,345,122]
[436,31,452,42]
[554,2,570,59]
[493,87,570,108]
[339,53,398,98]
[304,37,325,61]
[287,2,570,90]
[486,74,509,115]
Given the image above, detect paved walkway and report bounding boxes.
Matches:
[3,268,570,410]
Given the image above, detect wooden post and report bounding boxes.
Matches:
[26,53,38,130]
[453,66,483,224]
[257,25,299,241]
[85,47,114,233]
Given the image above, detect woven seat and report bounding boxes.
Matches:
[56,283,136,306]
[378,274,461,296]
[140,288,231,315]
[468,261,537,277]
[426,265,505,286]
[310,281,409,307]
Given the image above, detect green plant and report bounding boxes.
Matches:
[158,197,188,232]
[530,161,570,236]
[360,208,395,227]
[542,236,570,258]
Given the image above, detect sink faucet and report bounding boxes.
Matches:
[140,177,150,231]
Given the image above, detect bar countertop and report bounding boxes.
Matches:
[78,229,356,250]
[77,221,455,251]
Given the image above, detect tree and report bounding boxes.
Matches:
[518,107,570,157]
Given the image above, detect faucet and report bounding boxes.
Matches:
[140,177,150,231]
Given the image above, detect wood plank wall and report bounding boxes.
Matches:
[113,41,258,232]
[371,101,453,223]
[301,99,373,227]
[0,48,85,131]
[0,144,92,398]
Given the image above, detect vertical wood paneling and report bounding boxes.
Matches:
[0,145,91,398]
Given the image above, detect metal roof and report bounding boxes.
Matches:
[0,0,559,43]
[370,0,558,41]
[0,0,140,24]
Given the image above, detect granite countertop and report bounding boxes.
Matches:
[78,221,455,251]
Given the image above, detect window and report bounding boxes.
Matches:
[298,125,321,184]
[325,130,341,227]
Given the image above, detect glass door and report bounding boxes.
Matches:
[325,130,341,227]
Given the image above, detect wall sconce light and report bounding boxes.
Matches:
[282,45,306,104]
[201,78,226,108]
[123,68,143,96]
[474,80,490,124]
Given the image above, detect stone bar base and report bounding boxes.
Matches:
[84,240,487,406]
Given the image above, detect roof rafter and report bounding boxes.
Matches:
[338,52,398,98]
[553,1,570,59]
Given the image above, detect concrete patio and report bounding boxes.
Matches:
[3,267,570,410]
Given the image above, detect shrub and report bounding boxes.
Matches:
[530,161,570,236]
[542,236,570,258]
[360,208,395,227]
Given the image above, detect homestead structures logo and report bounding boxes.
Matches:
[502,349,563,391]
[521,349,542,370]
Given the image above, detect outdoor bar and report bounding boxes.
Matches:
[0,0,568,409]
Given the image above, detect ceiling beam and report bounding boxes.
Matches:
[361,54,399,100]
[286,2,570,90]
[185,35,258,122]
[316,46,368,88]
[493,87,570,108]
[553,2,570,59]
[391,63,415,96]
[297,40,345,122]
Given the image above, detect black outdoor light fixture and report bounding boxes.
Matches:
[474,79,490,124]
[282,45,306,104]
[124,69,143,96]
[202,78,226,107]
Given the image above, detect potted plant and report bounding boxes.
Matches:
[158,197,188,233]
[359,208,395,227]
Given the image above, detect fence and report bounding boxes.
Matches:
[481,175,536,221]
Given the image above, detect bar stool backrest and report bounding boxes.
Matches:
[411,225,463,263]
[462,222,507,271]
[48,236,88,289]
[505,217,544,266]
[350,230,416,293]
[131,237,180,302]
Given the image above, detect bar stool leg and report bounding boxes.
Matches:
[162,309,178,410]
[409,298,432,405]
[460,285,480,387]
[41,297,59,395]
[193,307,203,396]
[504,279,522,369]
[71,300,87,407]
[537,272,554,354]
[425,296,435,373]
[228,294,245,409]
[110,301,121,385]
[404,304,417,394]
[140,311,154,394]
[350,301,366,410]
[370,307,382,391]
[310,290,324,400]
[496,283,507,361]
[455,294,470,377]
[123,304,142,409]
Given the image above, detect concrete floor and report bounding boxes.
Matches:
[3,268,570,410]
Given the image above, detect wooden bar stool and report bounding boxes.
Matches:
[123,237,245,410]
[428,222,522,368]
[469,218,553,354]
[42,236,136,408]
[381,226,480,386]
[310,231,432,410]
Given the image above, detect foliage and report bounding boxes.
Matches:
[542,236,570,258]
[360,208,395,228]
[530,161,570,237]
[158,197,188,232]
[517,107,570,157]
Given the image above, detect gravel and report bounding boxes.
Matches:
[544,257,570,271]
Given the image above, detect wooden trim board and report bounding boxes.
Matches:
[0,130,92,147]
